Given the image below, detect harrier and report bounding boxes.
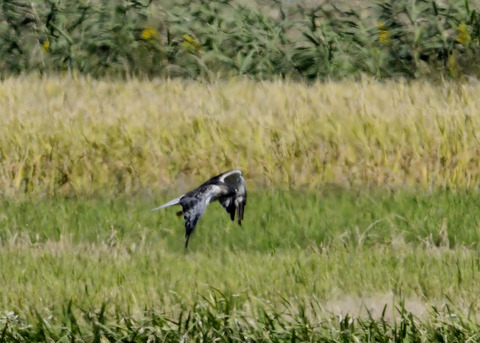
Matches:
[152,170,247,248]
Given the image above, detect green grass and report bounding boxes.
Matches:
[3,189,480,250]
[1,190,480,340]
[2,0,480,80]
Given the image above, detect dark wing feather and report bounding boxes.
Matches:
[219,170,247,226]
[180,193,208,248]
[219,197,236,222]
[236,190,246,225]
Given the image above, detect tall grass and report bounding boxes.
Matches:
[1,76,480,197]
[1,297,479,341]
[1,0,480,79]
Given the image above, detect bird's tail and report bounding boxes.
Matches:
[152,196,182,211]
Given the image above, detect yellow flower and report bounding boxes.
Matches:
[377,22,390,45]
[183,34,195,43]
[181,34,202,52]
[456,24,471,46]
[42,40,50,53]
[141,27,157,40]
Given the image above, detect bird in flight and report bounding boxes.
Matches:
[152,170,247,248]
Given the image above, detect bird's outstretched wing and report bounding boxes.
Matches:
[179,192,209,248]
[218,170,247,225]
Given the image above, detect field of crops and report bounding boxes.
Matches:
[2,75,480,197]
[1,75,480,340]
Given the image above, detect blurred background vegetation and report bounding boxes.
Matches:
[2,0,480,80]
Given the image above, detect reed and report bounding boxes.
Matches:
[1,0,480,80]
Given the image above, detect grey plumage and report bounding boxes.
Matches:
[152,170,247,248]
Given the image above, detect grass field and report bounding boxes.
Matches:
[1,191,480,340]
[1,76,480,340]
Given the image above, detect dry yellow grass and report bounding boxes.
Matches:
[1,75,480,196]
